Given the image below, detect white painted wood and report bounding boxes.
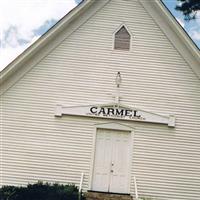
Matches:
[95,122,134,131]
[55,103,175,127]
[1,0,200,96]
[92,129,131,193]
[79,172,84,192]
[92,129,112,192]
[133,176,139,199]
[89,122,134,192]
[88,127,98,191]
[109,131,130,193]
[0,0,110,95]
[139,0,200,79]
[1,0,200,199]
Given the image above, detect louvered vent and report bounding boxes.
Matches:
[114,26,130,50]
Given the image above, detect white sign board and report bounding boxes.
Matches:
[55,103,175,127]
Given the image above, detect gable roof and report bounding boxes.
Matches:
[140,0,200,78]
[1,0,200,95]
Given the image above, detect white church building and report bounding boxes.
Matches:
[1,0,200,199]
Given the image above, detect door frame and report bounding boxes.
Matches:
[88,122,134,194]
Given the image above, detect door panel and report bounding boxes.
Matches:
[109,132,130,193]
[92,130,112,192]
[92,129,131,194]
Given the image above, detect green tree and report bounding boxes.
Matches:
[175,0,200,20]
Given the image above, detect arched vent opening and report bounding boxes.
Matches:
[114,26,131,50]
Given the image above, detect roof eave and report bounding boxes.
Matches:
[0,0,94,83]
[1,0,199,87]
[140,0,200,79]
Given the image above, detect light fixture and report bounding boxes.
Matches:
[115,71,122,88]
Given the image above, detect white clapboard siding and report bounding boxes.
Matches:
[1,0,200,199]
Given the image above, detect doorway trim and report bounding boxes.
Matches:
[88,122,134,194]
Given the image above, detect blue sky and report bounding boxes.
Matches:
[0,0,199,71]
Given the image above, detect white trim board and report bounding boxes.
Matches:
[139,0,200,79]
[95,122,134,131]
[55,103,175,127]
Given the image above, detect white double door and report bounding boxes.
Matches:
[92,129,131,194]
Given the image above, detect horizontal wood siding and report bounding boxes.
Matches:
[1,0,200,199]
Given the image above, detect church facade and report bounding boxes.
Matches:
[1,0,200,200]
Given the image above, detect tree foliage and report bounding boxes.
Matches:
[176,0,200,20]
